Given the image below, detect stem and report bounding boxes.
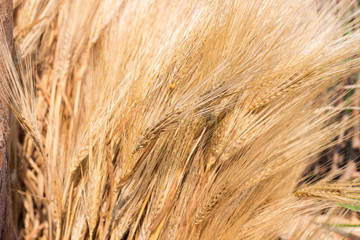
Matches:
[0,0,12,239]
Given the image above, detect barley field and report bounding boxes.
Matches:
[2,0,360,239]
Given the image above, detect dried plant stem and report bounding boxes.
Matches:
[0,0,12,239]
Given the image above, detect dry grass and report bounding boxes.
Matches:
[2,0,360,239]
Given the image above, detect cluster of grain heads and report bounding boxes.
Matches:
[1,0,360,239]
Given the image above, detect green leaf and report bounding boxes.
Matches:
[334,224,360,228]
[342,231,352,240]
[337,203,360,213]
